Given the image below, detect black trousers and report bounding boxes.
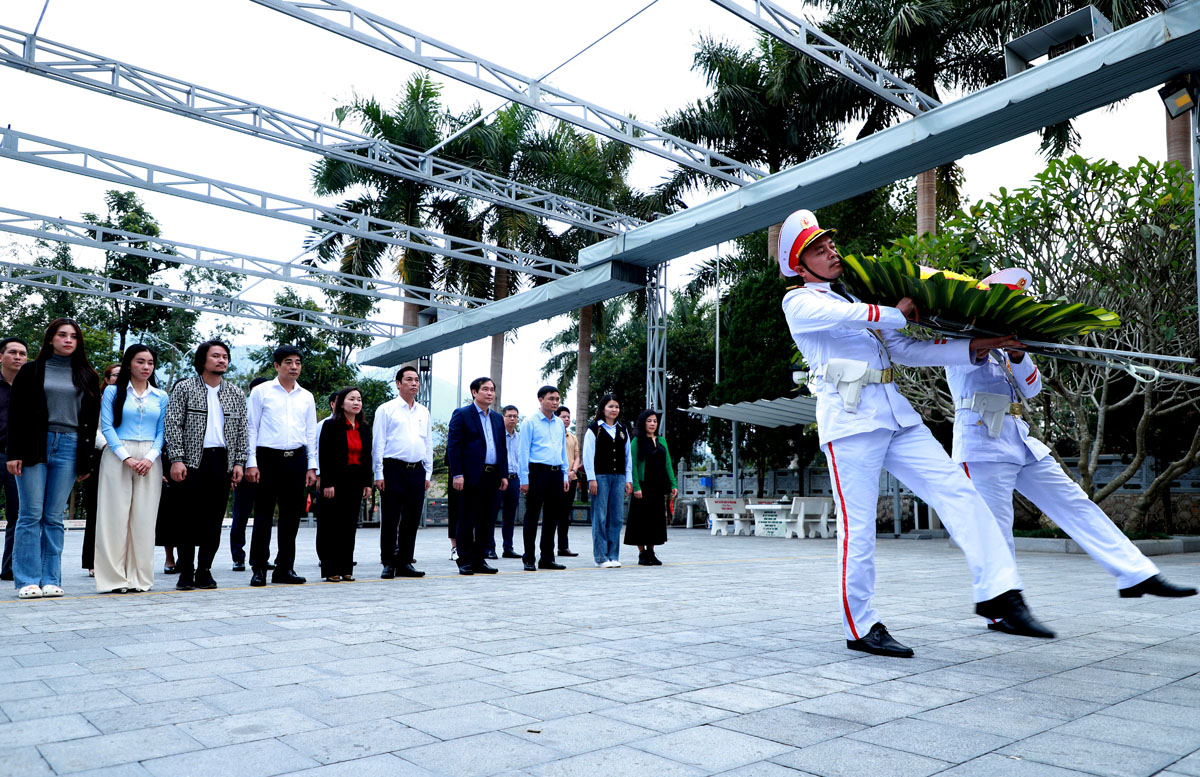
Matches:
[177,448,231,574]
[557,478,577,551]
[318,469,364,577]
[81,457,100,569]
[456,467,500,565]
[522,464,561,563]
[491,473,519,552]
[228,480,256,563]
[380,459,425,567]
[250,447,307,572]
[0,453,17,578]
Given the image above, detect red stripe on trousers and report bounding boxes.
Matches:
[962,463,971,478]
[827,442,859,640]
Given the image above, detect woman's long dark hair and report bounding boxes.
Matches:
[330,386,367,426]
[111,344,158,429]
[592,392,621,424]
[634,409,660,462]
[36,318,100,398]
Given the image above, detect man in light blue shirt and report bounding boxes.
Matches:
[518,386,570,571]
[490,406,522,559]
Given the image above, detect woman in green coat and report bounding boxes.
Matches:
[624,409,677,565]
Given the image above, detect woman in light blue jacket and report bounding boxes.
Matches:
[96,345,168,593]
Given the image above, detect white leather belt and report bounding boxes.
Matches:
[956,392,1023,438]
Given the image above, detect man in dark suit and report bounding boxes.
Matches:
[447,377,508,575]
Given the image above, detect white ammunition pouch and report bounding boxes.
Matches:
[956,392,1017,438]
[819,358,893,414]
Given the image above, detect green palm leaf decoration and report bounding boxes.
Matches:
[840,254,1120,340]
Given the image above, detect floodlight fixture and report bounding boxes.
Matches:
[1159,74,1199,119]
[1004,5,1113,78]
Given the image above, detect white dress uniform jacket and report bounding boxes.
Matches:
[947,351,1049,464]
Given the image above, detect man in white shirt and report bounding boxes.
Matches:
[373,366,433,579]
[948,349,1196,620]
[779,208,1052,657]
[491,405,521,559]
[244,345,317,587]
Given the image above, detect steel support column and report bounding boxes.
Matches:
[645,263,668,421]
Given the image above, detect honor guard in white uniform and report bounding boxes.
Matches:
[946,272,1195,625]
[779,209,1054,657]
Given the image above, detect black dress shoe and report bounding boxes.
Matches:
[249,570,267,587]
[1119,574,1198,598]
[485,550,499,560]
[523,561,537,571]
[557,549,578,557]
[637,551,652,566]
[231,562,246,572]
[846,622,914,658]
[381,566,396,579]
[272,569,307,585]
[986,619,1024,635]
[397,564,425,578]
[502,550,522,559]
[175,572,194,591]
[476,563,499,574]
[194,570,218,590]
[976,590,1055,638]
[538,559,566,570]
[163,565,179,575]
[458,564,474,575]
[649,552,663,566]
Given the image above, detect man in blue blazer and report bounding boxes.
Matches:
[447,377,508,575]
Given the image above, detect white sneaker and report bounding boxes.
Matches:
[18,585,42,599]
[41,585,65,597]
[611,560,622,568]
[450,547,459,561]
[600,561,615,568]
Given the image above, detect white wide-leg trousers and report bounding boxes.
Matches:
[94,441,162,593]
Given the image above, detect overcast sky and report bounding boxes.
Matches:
[0,0,1168,420]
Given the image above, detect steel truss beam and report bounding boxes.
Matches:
[251,0,767,186]
[0,259,408,338]
[0,206,482,313]
[645,264,667,419]
[0,127,575,280]
[710,0,940,115]
[0,25,641,236]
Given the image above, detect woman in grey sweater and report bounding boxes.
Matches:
[6,319,101,599]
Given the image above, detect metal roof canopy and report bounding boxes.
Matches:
[359,0,1200,365]
[684,396,817,429]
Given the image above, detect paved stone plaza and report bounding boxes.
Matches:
[1,526,1198,777]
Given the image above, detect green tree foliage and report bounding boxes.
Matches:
[901,156,1197,528]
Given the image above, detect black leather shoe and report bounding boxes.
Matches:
[272,569,306,585]
[538,560,566,570]
[476,563,499,574]
[1119,574,1198,598]
[637,551,652,566]
[231,562,246,572]
[986,619,1023,635]
[846,622,914,658]
[381,566,396,579]
[194,570,218,590]
[649,552,663,566]
[0,571,12,581]
[557,549,578,557]
[502,550,521,559]
[523,561,537,571]
[250,570,267,587]
[397,564,425,578]
[485,550,499,560]
[976,590,1055,638]
[163,565,179,575]
[175,572,194,591]
[458,564,474,575]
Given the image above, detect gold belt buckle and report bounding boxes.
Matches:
[1009,403,1024,417]
[880,368,894,384]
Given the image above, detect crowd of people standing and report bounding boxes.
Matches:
[1,319,677,599]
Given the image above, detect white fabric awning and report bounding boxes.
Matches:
[683,395,817,429]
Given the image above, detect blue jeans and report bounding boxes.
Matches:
[590,473,626,564]
[13,432,78,589]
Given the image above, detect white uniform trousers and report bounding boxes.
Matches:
[94,440,163,593]
[962,452,1158,590]
[826,425,1022,640]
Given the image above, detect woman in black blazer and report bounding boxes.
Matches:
[318,387,373,582]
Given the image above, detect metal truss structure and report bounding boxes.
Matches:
[0,206,483,313]
[645,264,668,420]
[251,0,768,187]
[709,0,940,115]
[0,127,576,281]
[0,259,408,338]
[0,25,642,236]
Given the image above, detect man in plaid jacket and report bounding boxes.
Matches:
[163,340,249,590]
